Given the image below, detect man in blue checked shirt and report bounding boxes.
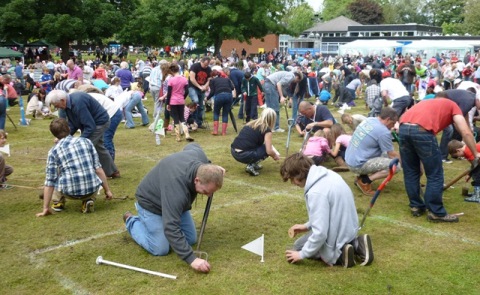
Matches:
[36,118,114,217]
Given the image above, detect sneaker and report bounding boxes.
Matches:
[464,194,480,203]
[245,164,260,176]
[338,244,355,268]
[354,177,375,196]
[354,234,374,266]
[52,202,65,212]
[0,184,13,190]
[442,159,453,164]
[123,211,133,223]
[252,162,263,170]
[410,207,426,217]
[273,128,285,133]
[109,171,121,179]
[82,199,95,214]
[427,212,459,223]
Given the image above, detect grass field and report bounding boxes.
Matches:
[1,94,480,294]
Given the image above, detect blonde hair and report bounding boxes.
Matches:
[196,164,224,189]
[246,108,276,133]
[313,129,325,137]
[120,61,129,69]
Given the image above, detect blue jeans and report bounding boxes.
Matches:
[399,124,447,216]
[213,93,232,122]
[0,96,6,130]
[291,93,302,123]
[125,93,149,128]
[188,87,205,127]
[126,202,197,256]
[245,95,258,122]
[439,124,453,160]
[264,81,280,129]
[104,110,122,161]
[231,146,268,165]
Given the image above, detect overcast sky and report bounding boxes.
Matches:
[305,0,322,12]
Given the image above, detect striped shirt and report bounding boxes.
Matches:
[45,136,102,196]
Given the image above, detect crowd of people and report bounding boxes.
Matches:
[1,46,480,274]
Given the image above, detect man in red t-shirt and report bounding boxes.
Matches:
[398,98,480,222]
[448,139,480,203]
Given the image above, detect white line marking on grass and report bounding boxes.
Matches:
[372,215,480,247]
[32,229,126,256]
[225,178,303,200]
[56,273,90,295]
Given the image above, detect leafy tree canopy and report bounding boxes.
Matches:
[347,0,384,24]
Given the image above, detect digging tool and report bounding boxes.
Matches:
[194,194,213,259]
[359,158,399,230]
[443,158,480,190]
[300,129,314,154]
[285,118,295,157]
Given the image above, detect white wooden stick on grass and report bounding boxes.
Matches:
[96,256,177,280]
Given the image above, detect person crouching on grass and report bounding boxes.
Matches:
[231,108,280,176]
[448,139,480,203]
[280,153,373,268]
[36,118,114,216]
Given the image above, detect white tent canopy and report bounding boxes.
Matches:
[401,40,474,60]
[339,39,402,57]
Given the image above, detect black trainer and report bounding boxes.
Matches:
[354,234,374,266]
[338,244,355,268]
[245,164,259,176]
[252,162,263,170]
[410,207,426,217]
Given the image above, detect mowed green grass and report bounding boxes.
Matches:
[1,94,480,294]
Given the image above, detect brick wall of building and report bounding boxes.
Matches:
[220,34,279,57]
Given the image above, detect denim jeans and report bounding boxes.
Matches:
[399,124,447,216]
[126,202,197,256]
[245,95,258,122]
[231,146,268,165]
[0,96,6,130]
[213,92,232,122]
[264,81,280,129]
[291,93,303,123]
[125,93,149,128]
[439,124,453,160]
[104,109,122,161]
[188,87,205,127]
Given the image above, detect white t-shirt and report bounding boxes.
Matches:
[380,77,409,100]
[88,93,120,117]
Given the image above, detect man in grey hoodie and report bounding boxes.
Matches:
[123,143,224,273]
[280,153,373,267]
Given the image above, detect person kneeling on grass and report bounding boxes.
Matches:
[231,108,280,176]
[36,118,114,217]
[448,139,480,203]
[123,143,224,273]
[281,153,374,268]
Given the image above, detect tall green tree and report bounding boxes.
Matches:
[347,0,384,24]
[427,0,465,27]
[321,0,354,21]
[0,0,133,61]
[119,0,289,56]
[463,0,480,35]
[282,3,315,36]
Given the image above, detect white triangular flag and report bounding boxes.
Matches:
[241,234,264,262]
[0,144,10,157]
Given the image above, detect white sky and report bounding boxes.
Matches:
[305,0,322,12]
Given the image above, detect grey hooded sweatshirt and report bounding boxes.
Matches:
[300,166,358,264]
